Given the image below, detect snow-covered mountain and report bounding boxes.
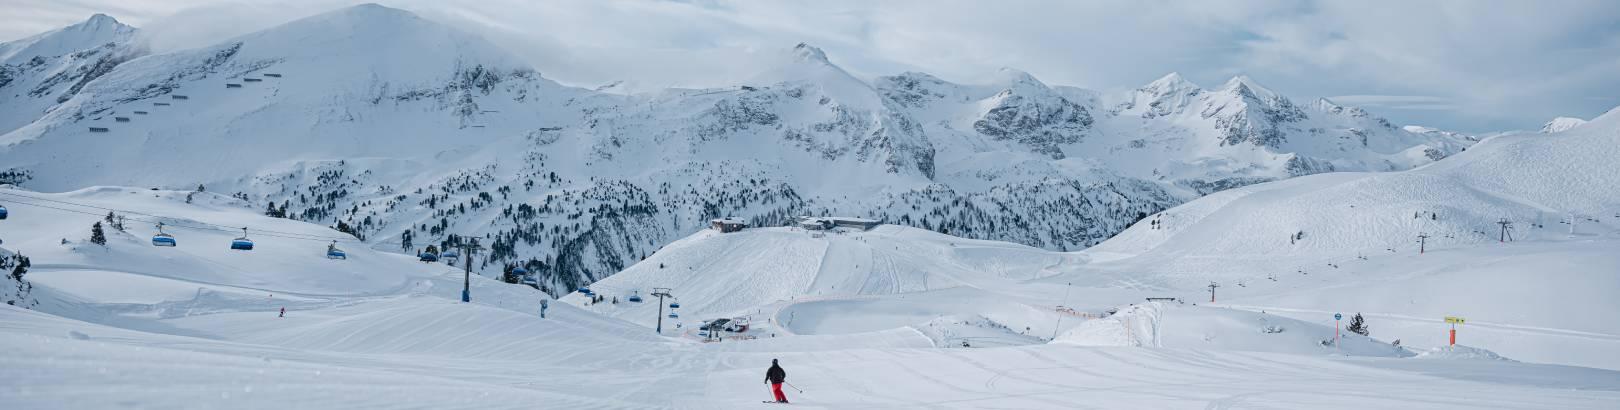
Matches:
[1068,104,1620,368]
[1090,104,1620,265]
[570,103,1620,370]
[0,14,143,135]
[0,4,1477,295]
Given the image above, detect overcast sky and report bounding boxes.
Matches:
[4,0,1618,132]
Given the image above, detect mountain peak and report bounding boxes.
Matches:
[1139,72,1200,97]
[342,3,411,16]
[1312,97,1377,120]
[322,2,424,25]
[51,13,135,37]
[1146,72,1196,89]
[793,42,829,64]
[300,3,426,28]
[0,11,137,64]
[54,13,133,34]
[748,42,876,107]
[759,42,856,81]
[81,13,123,27]
[62,13,134,37]
[163,0,532,89]
[1540,116,1588,133]
[994,67,1038,82]
[1220,75,1282,102]
[235,2,493,56]
[990,67,1049,92]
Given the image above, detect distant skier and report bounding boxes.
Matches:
[764,359,788,403]
[279,307,286,318]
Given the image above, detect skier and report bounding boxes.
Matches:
[279,307,286,318]
[764,359,788,403]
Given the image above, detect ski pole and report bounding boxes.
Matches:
[785,382,804,393]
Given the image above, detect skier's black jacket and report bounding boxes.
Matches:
[765,363,786,384]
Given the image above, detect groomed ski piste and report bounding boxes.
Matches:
[4,117,1620,407]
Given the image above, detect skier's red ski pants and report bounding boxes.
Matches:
[771,383,788,402]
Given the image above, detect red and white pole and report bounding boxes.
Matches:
[1334,313,1342,355]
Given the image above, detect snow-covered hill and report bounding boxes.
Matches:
[1066,104,1620,369]
[564,225,1090,340]
[0,4,1478,295]
[4,185,1616,408]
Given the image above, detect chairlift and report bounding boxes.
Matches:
[577,286,591,294]
[419,252,439,262]
[627,291,643,303]
[151,223,176,247]
[668,311,679,319]
[326,241,347,260]
[669,301,681,309]
[230,227,254,250]
[150,233,177,246]
[512,266,527,275]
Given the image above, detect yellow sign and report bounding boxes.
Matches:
[1444,316,1466,324]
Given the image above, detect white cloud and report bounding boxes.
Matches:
[1327,95,1457,111]
[2,0,1617,132]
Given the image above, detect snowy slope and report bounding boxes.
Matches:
[1063,104,1620,370]
[561,225,1095,342]
[0,187,448,305]
[3,185,1617,408]
[1056,302,1411,357]
[9,300,1619,409]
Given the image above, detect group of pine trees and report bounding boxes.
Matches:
[88,211,126,246]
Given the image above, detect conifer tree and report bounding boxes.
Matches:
[1348,313,1369,336]
[90,222,107,246]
